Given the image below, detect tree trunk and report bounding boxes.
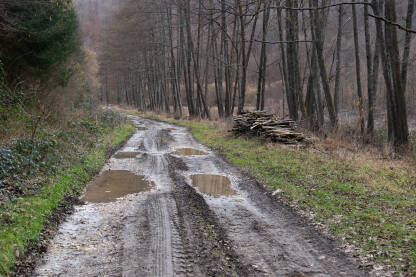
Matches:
[237,0,259,114]
[184,0,211,119]
[401,0,415,94]
[285,0,300,120]
[276,3,290,117]
[352,0,365,135]
[365,0,377,135]
[334,5,343,115]
[374,0,409,147]
[311,0,337,127]
[384,0,409,146]
[256,2,270,111]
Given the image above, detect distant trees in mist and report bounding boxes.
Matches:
[89,0,415,147]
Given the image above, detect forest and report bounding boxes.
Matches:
[0,0,416,276]
[86,0,416,149]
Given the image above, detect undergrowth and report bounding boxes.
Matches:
[0,109,126,202]
[0,109,135,275]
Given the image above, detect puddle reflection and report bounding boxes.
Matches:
[172,148,208,156]
[190,174,237,197]
[82,170,154,203]
[113,152,141,159]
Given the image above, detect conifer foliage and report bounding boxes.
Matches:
[0,0,79,77]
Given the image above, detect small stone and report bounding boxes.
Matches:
[272,189,282,196]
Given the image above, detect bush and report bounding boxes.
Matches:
[0,109,127,202]
[0,135,59,200]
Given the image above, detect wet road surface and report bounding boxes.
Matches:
[34,115,368,276]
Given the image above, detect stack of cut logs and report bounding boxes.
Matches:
[232,111,305,144]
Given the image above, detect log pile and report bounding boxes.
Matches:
[232,111,305,144]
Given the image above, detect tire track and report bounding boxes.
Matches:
[32,114,369,277]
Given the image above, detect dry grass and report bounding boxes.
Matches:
[118,105,416,179]
[308,130,416,177]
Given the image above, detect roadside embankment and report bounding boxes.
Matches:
[0,109,135,275]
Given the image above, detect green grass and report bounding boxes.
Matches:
[132,111,415,275]
[0,123,135,275]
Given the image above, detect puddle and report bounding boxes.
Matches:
[113,152,141,159]
[190,174,237,197]
[290,273,312,277]
[172,148,208,156]
[233,199,244,203]
[82,170,154,203]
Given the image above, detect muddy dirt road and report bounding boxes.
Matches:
[33,115,368,276]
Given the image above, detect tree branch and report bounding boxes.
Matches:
[368,13,416,34]
[274,2,372,11]
[251,39,314,44]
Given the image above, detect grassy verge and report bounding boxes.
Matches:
[0,122,135,275]
[127,109,415,275]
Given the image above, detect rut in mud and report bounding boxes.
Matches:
[32,115,368,277]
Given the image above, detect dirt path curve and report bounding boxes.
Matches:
[33,115,368,277]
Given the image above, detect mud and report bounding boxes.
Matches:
[113,151,141,159]
[168,156,255,276]
[12,130,135,277]
[12,195,81,277]
[172,148,208,156]
[290,273,312,277]
[82,170,154,203]
[32,114,370,277]
[191,174,237,197]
